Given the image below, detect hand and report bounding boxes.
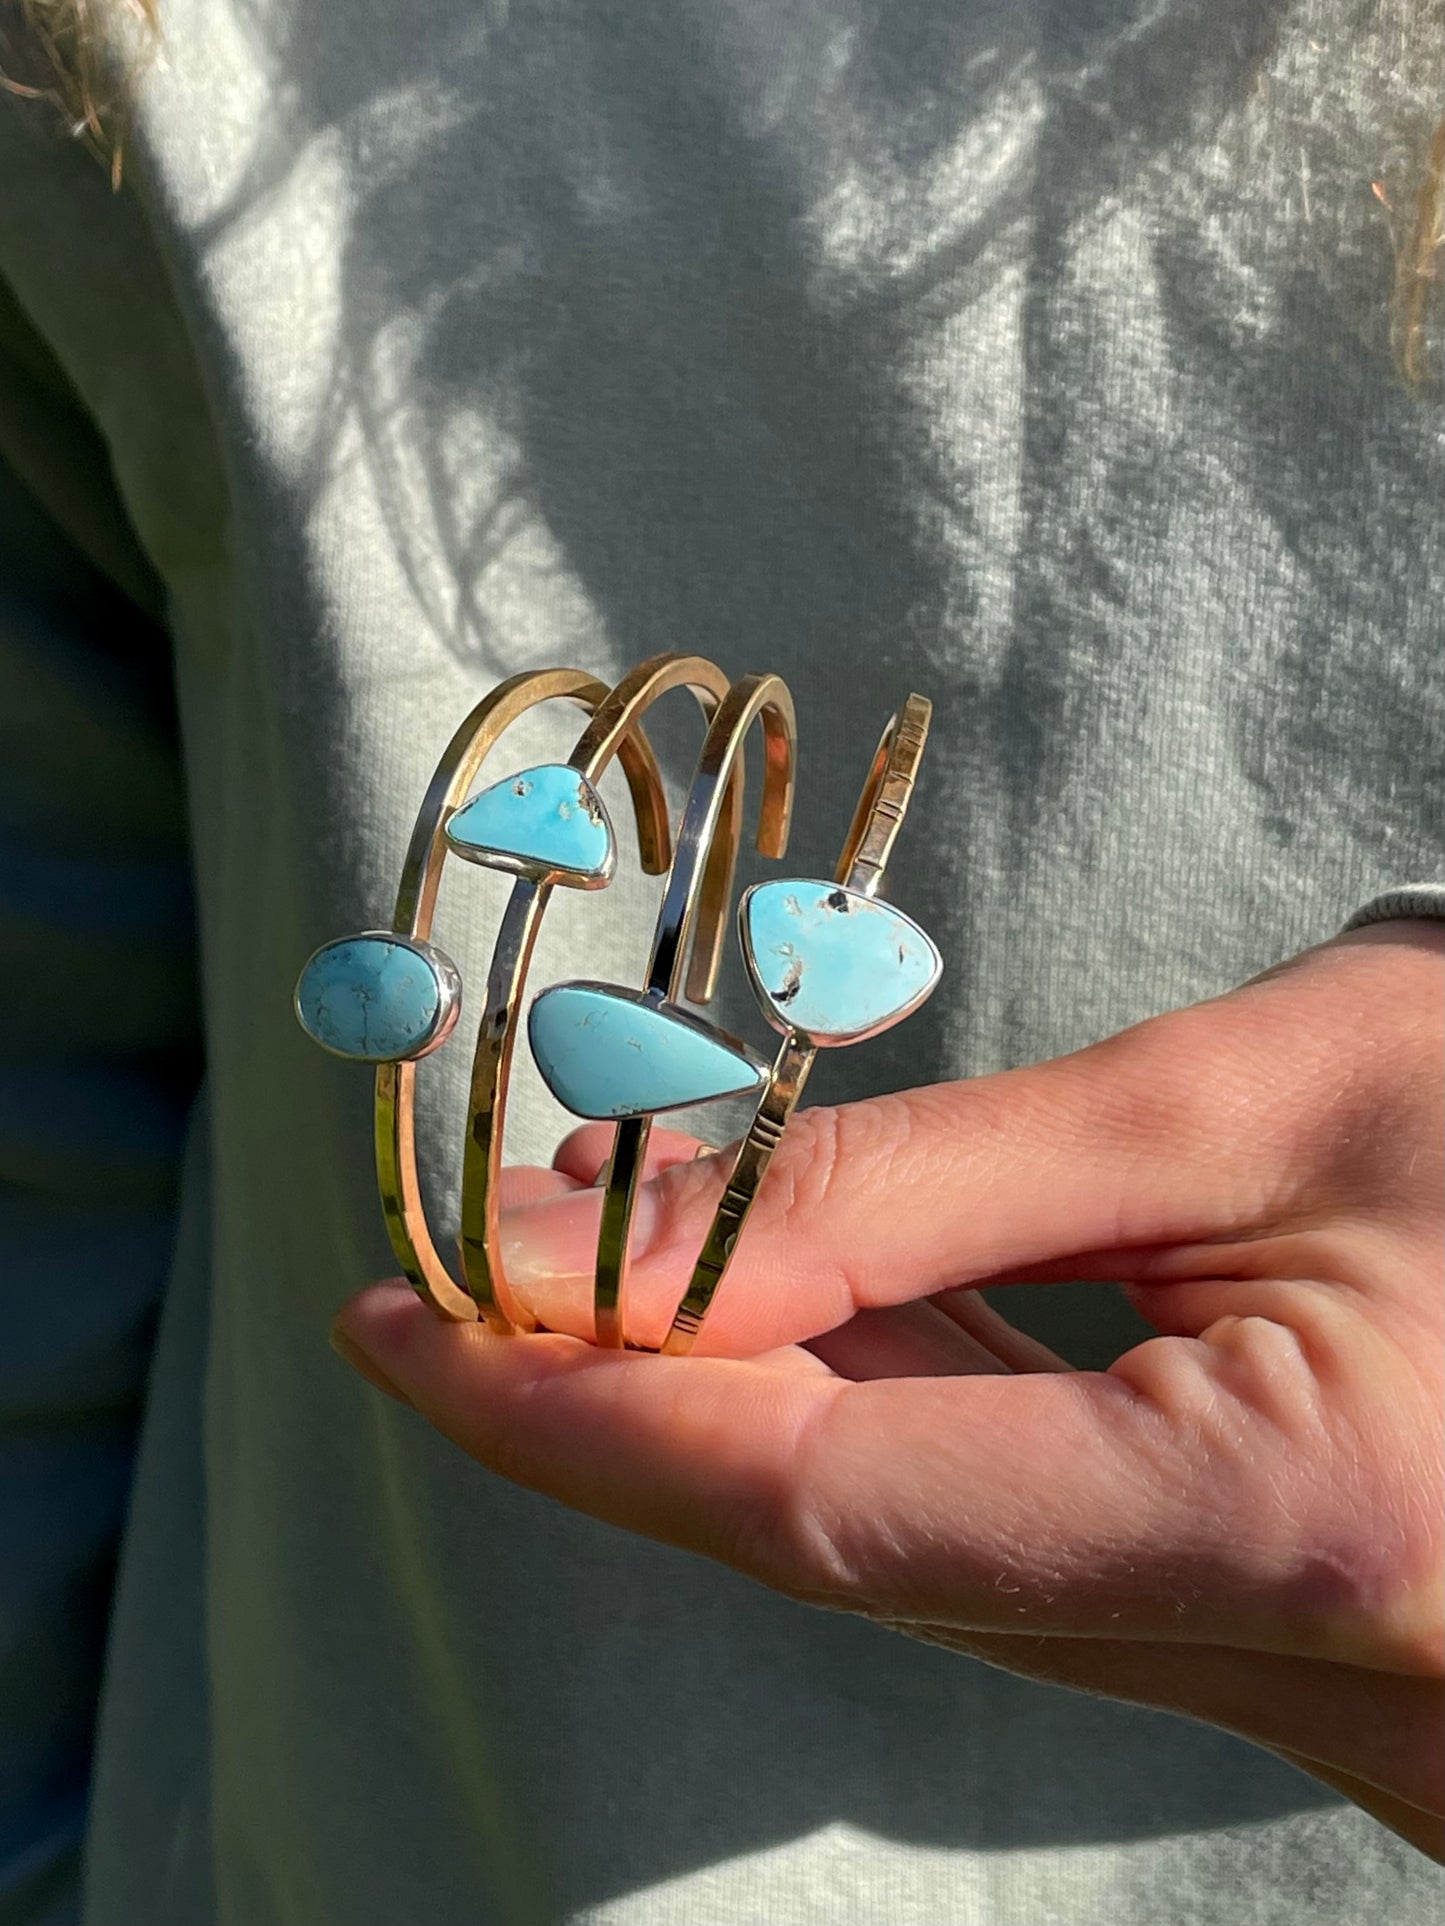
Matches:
[334,921,1445,1858]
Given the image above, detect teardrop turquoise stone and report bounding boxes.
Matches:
[742,880,940,1044]
[295,934,455,1062]
[528,984,767,1119]
[446,763,613,880]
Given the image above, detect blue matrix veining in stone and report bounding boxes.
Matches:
[446,763,613,878]
[742,880,940,1044]
[529,984,766,1119]
[296,936,448,1061]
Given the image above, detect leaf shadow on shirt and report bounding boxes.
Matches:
[179,0,1445,1905]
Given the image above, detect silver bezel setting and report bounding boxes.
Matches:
[294,930,463,1064]
[527,979,770,1120]
[442,766,617,891]
[737,879,943,1047]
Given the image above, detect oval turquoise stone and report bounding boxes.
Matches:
[529,983,766,1119]
[742,880,940,1044]
[295,934,454,1062]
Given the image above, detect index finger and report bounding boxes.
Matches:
[498,1015,1266,1352]
[497,934,1437,1354]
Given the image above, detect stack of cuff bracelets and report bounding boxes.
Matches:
[295,655,941,1354]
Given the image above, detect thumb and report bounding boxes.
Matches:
[501,950,1364,1353]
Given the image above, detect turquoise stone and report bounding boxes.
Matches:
[528,983,767,1119]
[742,880,940,1045]
[294,934,458,1062]
[446,763,614,883]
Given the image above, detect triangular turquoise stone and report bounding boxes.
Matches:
[528,984,767,1119]
[446,763,614,881]
[742,880,941,1045]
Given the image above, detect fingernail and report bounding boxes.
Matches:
[330,1325,413,1407]
[500,1180,661,1287]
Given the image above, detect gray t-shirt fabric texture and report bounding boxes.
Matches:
[0,1,1441,1922]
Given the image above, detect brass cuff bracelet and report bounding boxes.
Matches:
[295,658,938,1345]
[658,692,935,1355]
